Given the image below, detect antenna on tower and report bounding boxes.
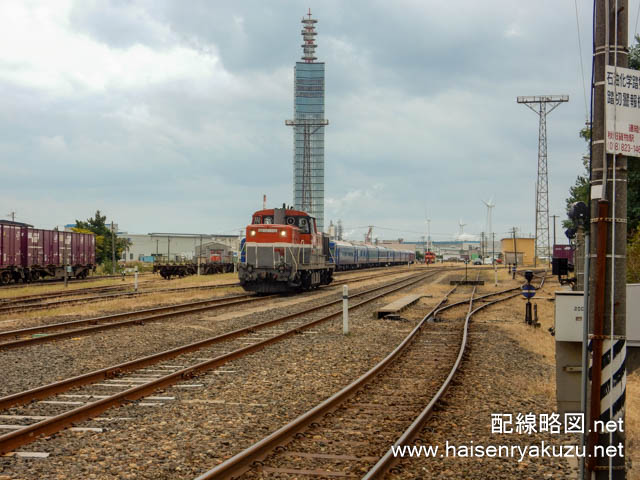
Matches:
[300,8,318,63]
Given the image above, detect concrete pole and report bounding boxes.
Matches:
[587,1,627,477]
[134,266,138,292]
[342,285,349,335]
[111,221,115,275]
[512,228,518,270]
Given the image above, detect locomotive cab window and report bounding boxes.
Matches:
[252,216,262,224]
[263,216,273,224]
[298,217,310,234]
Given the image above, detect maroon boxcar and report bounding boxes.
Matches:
[0,225,22,284]
[0,224,96,283]
[21,228,44,268]
[71,233,95,266]
[553,244,574,264]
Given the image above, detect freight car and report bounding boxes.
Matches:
[0,222,96,284]
[153,261,235,279]
[328,240,416,271]
[153,245,236,279]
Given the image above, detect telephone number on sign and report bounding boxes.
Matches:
[607,140,640,154]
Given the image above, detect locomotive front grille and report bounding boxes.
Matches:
[245,244,302,270]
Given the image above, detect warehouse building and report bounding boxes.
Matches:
[501,237,535,265]
[117,233,240,262]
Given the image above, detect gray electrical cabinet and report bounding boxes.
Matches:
[554,286,640,414]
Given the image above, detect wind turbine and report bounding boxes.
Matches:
[458,219,466,237]
[482,197,495,258]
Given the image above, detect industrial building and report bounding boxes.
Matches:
[289,10,327,232]
[117,233,240,262]
[500,237,535,265]
[379,240,485,262]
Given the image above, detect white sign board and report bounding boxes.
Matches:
[605,65,640,157]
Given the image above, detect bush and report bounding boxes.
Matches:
[628,229,640,283]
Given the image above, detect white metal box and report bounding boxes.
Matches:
[554,286,640,345]
[554,291,584,342]
[628,284,640,347]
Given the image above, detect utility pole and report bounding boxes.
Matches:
[110,221,116,275]
[586,1,628,478]
[492,232,495,263]
[551,214,558,248]
[7,211,15,222]
[517,95,569,265]
[511,227,518,270]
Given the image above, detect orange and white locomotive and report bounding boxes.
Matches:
[238,205,334,293]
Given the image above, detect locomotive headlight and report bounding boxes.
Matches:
[250,230,256,237]
[280,230,287,237]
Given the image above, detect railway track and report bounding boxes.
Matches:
[0,269,434,349]
[0,266,417,315]
[0,269,444,455]
[193,274,539,479]
[0,281,241,315]
[0,273,155,289]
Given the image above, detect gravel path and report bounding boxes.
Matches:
[0,271,452,479]
[391,277,578,479]
[0,271,422,398]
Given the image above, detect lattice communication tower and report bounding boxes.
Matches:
[517,95,568,264]
[286,9,328,225]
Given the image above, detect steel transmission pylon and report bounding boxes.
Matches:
[517,95,568,265]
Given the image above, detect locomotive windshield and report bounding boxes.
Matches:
[252,216,261,224]
[298,217,310,234]
[263,216,273,224]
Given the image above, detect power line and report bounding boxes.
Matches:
[574,0,589,121]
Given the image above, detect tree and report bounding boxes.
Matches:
[628,34,640,234]
[75,210,130,266]
[628,229,640,282]
[565,35,640,235]
[563,128,591,231]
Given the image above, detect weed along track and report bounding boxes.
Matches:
[0,270,442,456]
[194,274,533,479]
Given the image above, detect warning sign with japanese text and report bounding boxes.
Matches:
[605,65,640,157]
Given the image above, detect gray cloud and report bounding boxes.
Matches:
[0,0,614,241]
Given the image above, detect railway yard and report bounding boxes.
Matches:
[0,264,629,479]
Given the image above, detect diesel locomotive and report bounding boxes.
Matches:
[238,205,417,293]
[238,206,333,293]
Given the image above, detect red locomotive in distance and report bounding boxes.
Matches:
[424,251,436,264]
[238,205,334,293]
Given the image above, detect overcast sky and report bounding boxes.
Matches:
[1,1,635,242]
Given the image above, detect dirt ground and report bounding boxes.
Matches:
[495,270,638,478]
